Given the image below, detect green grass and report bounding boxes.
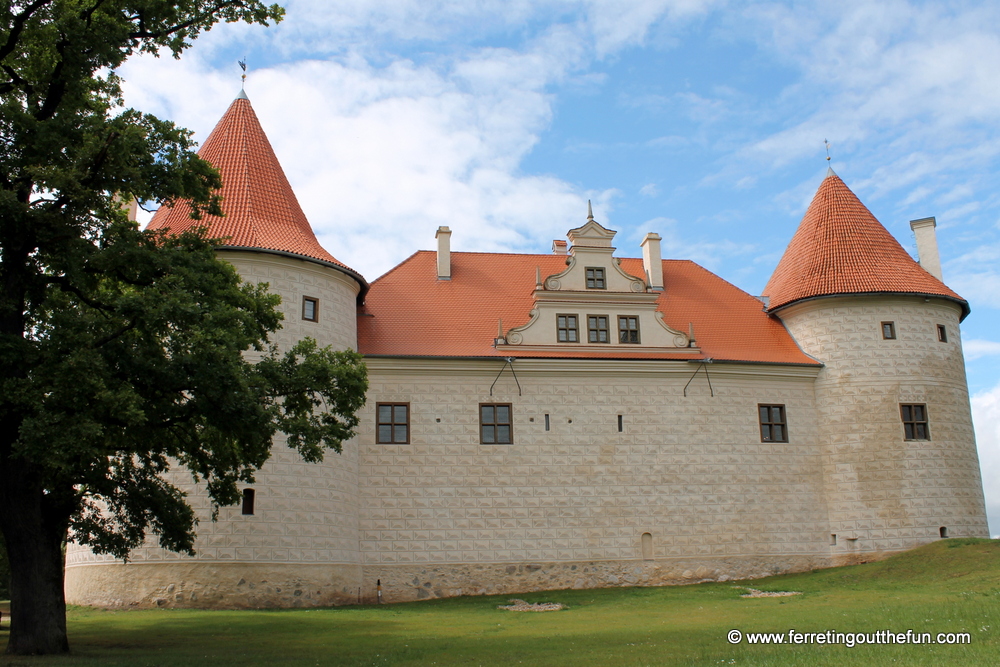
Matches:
[2,539,999,666]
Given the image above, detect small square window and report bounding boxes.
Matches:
[586,267,606,289]
[303,296,319,322]
[481,403,512,444]
[881,321,895,339]
[901,404,929,440]
[557,315,579,343]
[937,325,947,342]
[759,404,788,443]
[377,403,410,444]
[618,316,640,344]
[588,315,609,343]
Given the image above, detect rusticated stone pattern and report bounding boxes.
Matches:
[225,251,361,353]
[779,295,989,553]
[359,362,830,569]
[65,563,362,609]
[66,252,364,578]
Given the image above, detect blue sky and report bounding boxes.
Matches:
[119,0,1000,535]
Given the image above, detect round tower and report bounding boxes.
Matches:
[763,170,988,563]
[64,91,368,608]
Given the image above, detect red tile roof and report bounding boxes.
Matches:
[147,93,364,285]
[358,251,816,364]
[763,171,967,316]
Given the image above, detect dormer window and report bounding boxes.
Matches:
[557,315,579,342]
[586,267,606,289]
[619,316,640,344]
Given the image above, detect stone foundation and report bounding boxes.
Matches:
[64,562,362,609]
[65,554,857,608]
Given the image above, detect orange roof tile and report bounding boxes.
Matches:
[147,93,365,286]
[763,171,967,317]
[358,251,816,364]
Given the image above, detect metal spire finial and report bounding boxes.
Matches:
[587,200,594,221]
[238,58,247,89]
[824,139,836,177]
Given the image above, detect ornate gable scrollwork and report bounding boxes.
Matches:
[496,210,698,353]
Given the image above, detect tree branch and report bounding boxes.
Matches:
[0,0,52,63]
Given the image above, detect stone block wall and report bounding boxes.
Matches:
[778,295,989,558]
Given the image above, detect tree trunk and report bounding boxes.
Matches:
[0,458,71,655]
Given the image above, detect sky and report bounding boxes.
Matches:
[119,0,1000,536]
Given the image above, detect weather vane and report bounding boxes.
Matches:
[238,58,247,89]
[824,138,832,163]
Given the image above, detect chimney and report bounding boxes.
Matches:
[909,217,943,281]
[552,239,568,255]
[640,232,664,291]
[436,226,452,280]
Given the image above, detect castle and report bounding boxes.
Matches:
[65,92,989,608]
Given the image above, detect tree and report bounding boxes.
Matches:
[0,1,369,655]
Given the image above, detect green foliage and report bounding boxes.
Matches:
[0,0,366,609]
[1,540,998,665]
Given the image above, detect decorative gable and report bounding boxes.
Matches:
[500,210,694,352]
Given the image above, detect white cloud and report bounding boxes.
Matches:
[639,183,659,197]
[972,382,1000,537]
[965,340,1000,360]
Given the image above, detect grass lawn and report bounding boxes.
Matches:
[2,539,998,666]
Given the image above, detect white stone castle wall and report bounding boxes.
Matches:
[356,358,833,601]
[778,295,989,560]
[65,252,365,607]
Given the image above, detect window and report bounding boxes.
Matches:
[881,321,895,339]
[758,404,787,442]
[556,315,579,342]
[480,403,512,444]
[937,325,948,342]
[617,414,623,432]
[618,316,640,344]
[900,404,929,440]
[586,267,606,289]
[241,488,255,516]
[377,403,410,444]
[302,296,319,322]
[939,526,948,538]
[544,413,550,431]
[588,315,609,343]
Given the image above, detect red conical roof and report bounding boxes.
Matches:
[763,171,967,317]
[148,93,364,285]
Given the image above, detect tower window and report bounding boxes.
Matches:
[900,404,929,440]
[242,488,255,516]
[544,413,550,431]
[585,267,606,289]
[588,315,610,343]
[937,325,948,342]
[617,414,623,432]
[618,316,640,344]
[377,403,410,444]
[758,404,788,442]
[480,404,512,444]
[302,296,319,322]
[939,526,948,538]
[557,314,579,342]
[881,321,895,339]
